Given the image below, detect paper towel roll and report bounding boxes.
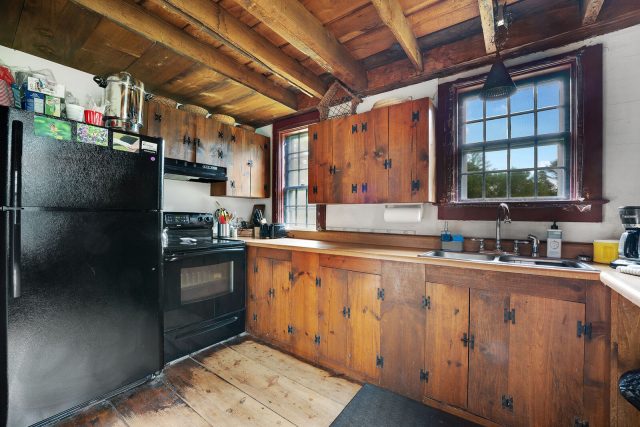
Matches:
[383,205,423,223]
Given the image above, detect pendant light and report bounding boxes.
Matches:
[480,2,515,99]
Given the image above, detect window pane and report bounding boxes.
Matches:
[296,208,306,225]
[538,169,563,197]
[287,170,299,186]
[300,170,308,186]
[538,143,562,168]
[486,98,507,118]
[300,152,309,169]
[285,207,295,224]
[511,170,535,197]
[288,153,299,170]
[299,133,308,151]
[486,118,507,141]
[537,108,562,134]
[486,172,507,198]
[511,113,534,138]
[296,189,307,205]
[485,149,507,171]
[463,151,483,173]
[285,190,295,206]
[510,85,534,113]
[465,122,483,144]
[308,206,316,225]
[537,80,562,108]
[463,95,483,121]
[510,146,534,169]
[461,174,483,199]
[286,135,299,154]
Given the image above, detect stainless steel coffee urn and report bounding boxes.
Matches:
[93,72,145,132]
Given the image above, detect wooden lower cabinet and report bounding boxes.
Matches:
[247,250,610,427]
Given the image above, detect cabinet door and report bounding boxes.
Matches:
[250,133,270,198]
[290,252,319,361]
[334,113,365,204]
[347,271,381,381]
[318,267,349,368]
[468,289,510,422]
[424,282,469,408]
[195,117,223,166]
[330,116,352,203]
[252,257,274,340]
[362,107,389,203]
[308,120,333,204]
[246,247,259,335]
[380,262,426,401]
[507,294,585,427]
[146,102,189,160]
[231,126,251,197]
[271,259,292,347]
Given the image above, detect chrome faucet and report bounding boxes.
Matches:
[527,234,540,257]
[495,203,511,253]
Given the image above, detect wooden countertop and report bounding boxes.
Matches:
[600,268,640,307]
[240,237,603,281]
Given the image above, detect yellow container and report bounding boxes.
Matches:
[593,240,619,264]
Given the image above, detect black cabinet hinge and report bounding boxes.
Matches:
[217,148,224,159]
[351,183,358,193]
[329,165,337,175]
[183,135,191,145]
[342,306,351,318]
[574,417,589,427]
[287,325,294,335]
[154,113,162,122]
[461,333,475,349]
[383,159,392,169]
[412,111,420,122]
[313,132,318,140]
[422,296,431,309]
[361,122,368,132]
[314,334,321,345]
[289,271,294,282]
[252,313,257,322]
[376,354,384,368]
[315,277,322,287]
[577,321,592,339]
[361,183,368,193]
[230,135,236,142]
[411,180,421,192]
[253,264,258,273]
[268,288,275,298]
[377,288,385,300]
[420,369,429,382]
[501,395,514,411]
[504,308,516,324]
[312,185,318,194]
[351,124,358,134]
[218,131,224,139]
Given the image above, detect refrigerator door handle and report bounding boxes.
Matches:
[10,209,20,298]
[10,119,23,208]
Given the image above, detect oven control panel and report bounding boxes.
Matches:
[164,212,213,228]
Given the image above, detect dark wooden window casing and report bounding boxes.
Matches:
[436,44,605,222]
[272,110,326,229]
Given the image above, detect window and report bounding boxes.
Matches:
[283,130,316,229]
[436,45,605,222]
[458,71,570,200]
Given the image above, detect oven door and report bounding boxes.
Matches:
[163,246,245,325]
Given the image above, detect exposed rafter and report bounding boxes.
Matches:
[160,0,327,98]
[233,0,368,92]
[70,0,298,110]
[371,0,423,71]
[478,0,497,54]
[582,0,605,25]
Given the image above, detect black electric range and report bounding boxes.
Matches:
[162,212,246,363]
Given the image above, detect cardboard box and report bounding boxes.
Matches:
[22,90,45,114]
[44,95,61,117]
[26,76,65,98]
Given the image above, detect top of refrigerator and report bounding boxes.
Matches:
[0,107,163,211]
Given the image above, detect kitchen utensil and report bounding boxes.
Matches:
[94,72,145,132]
[84,110,103,126]
[66,104,84,122]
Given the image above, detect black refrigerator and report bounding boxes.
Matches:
[0,107,163,426]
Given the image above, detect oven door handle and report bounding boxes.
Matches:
[164,247,245,262]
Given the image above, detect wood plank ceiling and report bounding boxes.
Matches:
[0,0,639,126]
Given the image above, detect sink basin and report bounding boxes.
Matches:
[418,250,596,271]
[496,255,596,270]
[418,250,497,262]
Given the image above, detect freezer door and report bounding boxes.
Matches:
[6,210,162,427]
[1,108,161,210]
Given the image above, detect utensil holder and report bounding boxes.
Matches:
[217,223,230,237]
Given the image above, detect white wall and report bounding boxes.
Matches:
[326,24,640,243]
[0,45,270,225]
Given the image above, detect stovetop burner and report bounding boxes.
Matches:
[162,211,244,255]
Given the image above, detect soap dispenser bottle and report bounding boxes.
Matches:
[546,221,562,258]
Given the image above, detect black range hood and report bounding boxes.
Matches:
[164,158,228,182]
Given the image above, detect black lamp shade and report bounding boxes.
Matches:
[481,55,516,99]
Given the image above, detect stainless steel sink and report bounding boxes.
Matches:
[418,250,596,271]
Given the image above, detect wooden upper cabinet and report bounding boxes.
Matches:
[362,107,389,203]
[308,120,333,204]
[144,102,192,161]
[250,133,270,198]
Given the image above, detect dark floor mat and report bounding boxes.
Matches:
[331,384,480,427]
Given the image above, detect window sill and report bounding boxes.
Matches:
[438,199,607,222]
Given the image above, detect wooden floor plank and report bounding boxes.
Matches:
[53,401,129,427]
[227,340,361,405]
[165,357,294,426]
[110,378,210,427]
[194,346,345,426]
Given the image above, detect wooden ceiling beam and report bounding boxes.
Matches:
[233,0,368,92]
[160,0,327,98]
[370,0,423,71]
[478,0,497,54]
[582,0,605,25]
[70,0,297,110]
